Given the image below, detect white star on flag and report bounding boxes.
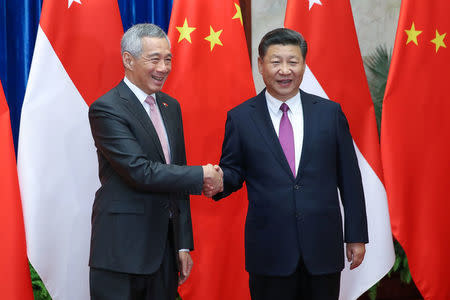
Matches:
[309,0,322,10]
[68,0,82,8]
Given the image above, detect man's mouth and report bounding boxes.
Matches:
[152,75,165,82]
[277,79,292,86]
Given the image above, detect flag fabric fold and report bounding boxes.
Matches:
[163,1,255,299]
[17,0,124,299]
[381,1,450,299]
[284,0,395,299]
[0,80,34,300]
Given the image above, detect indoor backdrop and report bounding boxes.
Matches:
[0,0,173,150]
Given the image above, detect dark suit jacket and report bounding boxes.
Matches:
[214,89,368,276]
[88,80,203,275]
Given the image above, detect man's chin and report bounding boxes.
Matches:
[147,83,165,93]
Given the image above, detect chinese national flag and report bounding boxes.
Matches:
[163,0,255,299]
[18,0,123,299]
[285,0,394,299]
[0,81,33,299]
[381,1,450,299]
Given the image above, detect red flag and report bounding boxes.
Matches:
[0,81,33,299]
[381,1,450,299]
[164,0,255,299]
[285,0,394,298]
[18,0,123,299]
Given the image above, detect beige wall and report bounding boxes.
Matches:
[251,0,401,93]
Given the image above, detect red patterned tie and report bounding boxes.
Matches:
[145,95,171,164]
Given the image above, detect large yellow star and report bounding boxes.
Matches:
[204,26,223,51]
[232,3,243,26]
[176,18,196,43]
[405,22,422,46]
[431,30,447,53]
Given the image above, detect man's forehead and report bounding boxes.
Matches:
[141,37,170,47]
[267,43,301,50]
[141,39,172,57]
[266,46,301,56]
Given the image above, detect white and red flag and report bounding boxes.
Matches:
[17,0,123,299]
[0,80,34,299]
[285,0,395,299]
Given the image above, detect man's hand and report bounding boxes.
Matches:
[346,242,366,270]
[178,251,193,285]
[202,164,223,197]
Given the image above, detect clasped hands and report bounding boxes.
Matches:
[202,164,223,197]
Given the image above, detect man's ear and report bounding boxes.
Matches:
[257,56,263,74]
[123,52,134,70]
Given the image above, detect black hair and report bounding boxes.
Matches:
[258,28,307,60]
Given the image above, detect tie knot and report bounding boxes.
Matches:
[280,103,290,113]
[145,95,156,108]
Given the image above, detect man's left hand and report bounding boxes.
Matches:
[346,243,366,270]
[178,251,193,285]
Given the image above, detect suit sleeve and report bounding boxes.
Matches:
[89,100,203,195]
[213,112,245,200]
[175,103,194,250]
[335,105,369,243]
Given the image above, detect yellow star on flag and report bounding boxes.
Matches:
[176,18,196,43]
[405,22,422,46]
[232,3,243,25]
[204,26,223,51]
[431,30,447,53]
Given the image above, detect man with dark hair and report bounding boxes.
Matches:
[88,23,222,300]
[209,28,368,300]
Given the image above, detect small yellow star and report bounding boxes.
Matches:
[405,22,422,46]
[176,18,196,43]
[430,30,447,53]
[232,3,243,26]
[204,26,223,51]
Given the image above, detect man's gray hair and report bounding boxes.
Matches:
[121,23,170,57]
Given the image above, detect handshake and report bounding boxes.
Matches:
[202,164,223,197]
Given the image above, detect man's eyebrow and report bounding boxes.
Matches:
[144,52,172,58]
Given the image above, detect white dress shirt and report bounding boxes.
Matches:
[124,76,171,159]
[265,90,304,175]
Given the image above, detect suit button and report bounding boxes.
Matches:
[294,185,300,190]
[295,213,302,220]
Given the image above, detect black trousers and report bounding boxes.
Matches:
[90,222,178,300]
[249,257,340,300]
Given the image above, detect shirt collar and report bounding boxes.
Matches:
[124,76,156,105]
[265,90,302,115]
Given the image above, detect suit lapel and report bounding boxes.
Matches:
[250,90,295,180]
[296,90,317,182]
[117,81,166,163]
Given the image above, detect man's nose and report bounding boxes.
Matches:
[279,62,291,74]
[156,60,169,72]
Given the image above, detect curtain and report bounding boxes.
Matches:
[0,0,172,150]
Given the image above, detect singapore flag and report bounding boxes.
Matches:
[18,0,123,299]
